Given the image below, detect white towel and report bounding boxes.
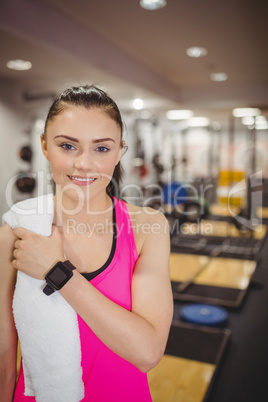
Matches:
[2,194,84,402]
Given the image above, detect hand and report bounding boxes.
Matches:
[12,225,65,280]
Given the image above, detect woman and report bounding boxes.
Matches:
[0,85,173,401]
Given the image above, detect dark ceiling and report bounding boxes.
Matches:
[0,0,268,125]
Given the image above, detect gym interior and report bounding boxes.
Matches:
[1,1,268,401]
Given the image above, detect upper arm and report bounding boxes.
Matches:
[0,224,18,368]
[131,211,173,349]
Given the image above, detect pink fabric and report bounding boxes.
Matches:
[14,198,152,401]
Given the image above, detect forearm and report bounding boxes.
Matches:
[60,271,164,372]
[0,339,17,402]
[0,224,18,401]
[0,366,16,402]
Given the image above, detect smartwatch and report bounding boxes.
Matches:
[43,260,76,296]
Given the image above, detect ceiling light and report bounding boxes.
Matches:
[140,0,167,10]
[6,59,32,71]
[210,72,228,82]
[133,98,144,110]
[187,117,210,127]
[256,116,268,130]
[186,47,208,58]
[166,109,193,120]
[232,108,261,117]
[256,121,268,130]
[255,115,267,123]
[242,117,255,126]
[242,115,267,128]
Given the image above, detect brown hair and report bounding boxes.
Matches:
[44,85,124,198]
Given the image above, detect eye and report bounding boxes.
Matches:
[60,143,76,151]
[96,146,109,152]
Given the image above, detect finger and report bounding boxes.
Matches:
[13,227,28,239]
[14,239,22,249]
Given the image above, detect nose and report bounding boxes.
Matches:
[73,151,94,172]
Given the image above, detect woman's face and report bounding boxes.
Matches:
[41,106,123,205]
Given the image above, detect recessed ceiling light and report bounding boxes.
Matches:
[133,98,144,110]
[166,110,193,120]
[186,47,208,58]
[6,59,32,71]
[187,117,210,127]
[232,108,261,117]
[210,72,228,82]
[140,0,167,10]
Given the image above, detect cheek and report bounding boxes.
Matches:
[91,157,117,185]
[49,152,73,175]
[95,153,120,173]
[99,158,119,182]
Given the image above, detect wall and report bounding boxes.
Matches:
[0,79,51,218]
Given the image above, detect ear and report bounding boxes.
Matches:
[40,134,49,160]
[115,140,125,165]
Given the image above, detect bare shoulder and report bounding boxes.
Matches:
[126,202,167,221]
[125,203,170,254]
[0,223,16,248]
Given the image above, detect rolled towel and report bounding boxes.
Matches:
[2,194,84,402]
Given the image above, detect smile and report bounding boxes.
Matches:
[68,176,96,185]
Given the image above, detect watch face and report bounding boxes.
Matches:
[45,263,73,290]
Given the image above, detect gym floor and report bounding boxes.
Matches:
[148,211,268,401]
[205,234,268,402]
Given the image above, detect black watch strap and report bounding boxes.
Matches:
[43,284,55,296]
[62,260,76,272]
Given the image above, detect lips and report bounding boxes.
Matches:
[68,175,96,186]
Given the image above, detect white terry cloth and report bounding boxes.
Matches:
[2,194,84,402]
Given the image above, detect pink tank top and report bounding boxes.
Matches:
[14,198,152,401]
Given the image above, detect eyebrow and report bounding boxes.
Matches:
[54,135,115,143]
[54,135,78,142]
[93,137,115,144]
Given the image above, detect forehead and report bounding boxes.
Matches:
[47,106,121,135]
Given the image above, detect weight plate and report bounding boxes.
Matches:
[180,303,228,327]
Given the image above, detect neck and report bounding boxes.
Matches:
[53,189,113,229]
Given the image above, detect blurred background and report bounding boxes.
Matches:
[1,1,268,401]
[0,0,268,216]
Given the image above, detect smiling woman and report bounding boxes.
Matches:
[42,85,124,202]
[41,106,123,205]
[0,85,173,402]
